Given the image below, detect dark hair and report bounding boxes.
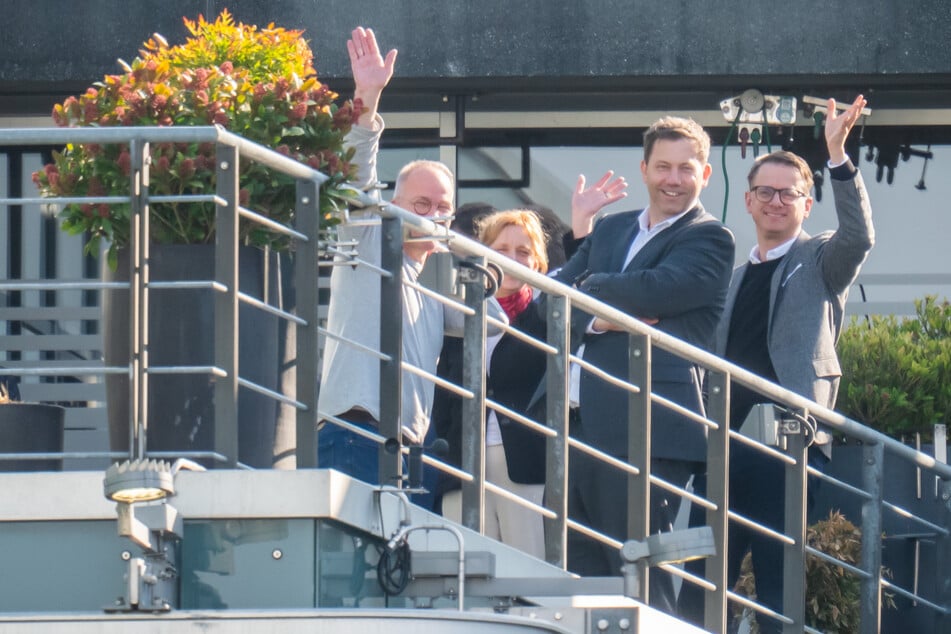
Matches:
[450,202,497,239]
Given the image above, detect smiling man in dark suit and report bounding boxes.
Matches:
[555,116,735,614]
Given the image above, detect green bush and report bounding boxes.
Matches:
[837,296,951,442]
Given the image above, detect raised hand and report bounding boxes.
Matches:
[347,27,397,128]
[571,171,628,238]
[825,94,867,164]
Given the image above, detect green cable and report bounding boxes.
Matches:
[750,128,762,157]
[721,109,742,223]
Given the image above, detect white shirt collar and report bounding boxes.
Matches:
[640,206,691,233]
[749,235,797,264]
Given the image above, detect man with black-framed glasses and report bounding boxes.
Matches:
[704,94,874,633]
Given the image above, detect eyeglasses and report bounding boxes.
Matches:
[408,198,453,216]
[750,185,807,205]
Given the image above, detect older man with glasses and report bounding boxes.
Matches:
[693,94,874,633]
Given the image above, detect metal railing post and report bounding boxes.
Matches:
[781,409,808,633]
[860,441,885,634]
[704,370,730,633]
[378,215,403,485]
[459,255,487,534]
[627,332,651,601]
[129,138,150,461]
[936,476,951,633]
[544,295,570,568]
[214,143,240,468]
[294,178,321,468]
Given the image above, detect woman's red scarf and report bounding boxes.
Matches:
[497,284,533,322]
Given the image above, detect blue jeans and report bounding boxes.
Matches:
[317,419,381,485]
[317,418,435,510]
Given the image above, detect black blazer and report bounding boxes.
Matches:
[432,302,549,490]
[554,206,735,462]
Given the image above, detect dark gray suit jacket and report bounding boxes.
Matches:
[715,166,874,415]
[556,205,735,462]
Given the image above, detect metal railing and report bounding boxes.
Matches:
[2,126,950,633]
[0,126,325,469]
[324,190,951,633]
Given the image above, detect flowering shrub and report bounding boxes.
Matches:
[33,10,360,266]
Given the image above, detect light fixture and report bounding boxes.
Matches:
[103,459,175,503]
[101,457,205,612]
[620,526,716,600]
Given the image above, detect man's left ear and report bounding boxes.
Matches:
[803,197,813,217]
[701,162,713,185]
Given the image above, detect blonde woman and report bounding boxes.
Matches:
[437,209,551,557]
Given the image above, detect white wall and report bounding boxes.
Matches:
[452,144,951,315]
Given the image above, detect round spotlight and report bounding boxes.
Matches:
[103,459,175,503]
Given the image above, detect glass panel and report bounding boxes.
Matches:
[181,518,314,609]
[0,520,127,612]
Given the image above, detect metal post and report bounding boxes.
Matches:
[378,215,403,486]
[859,441,885,634]
[459,256,487,534]
[704,370,730,633]
[544,295,570,568]
[128,138,150,461]
[936,476,951,633]
[438,104,458,180]
[781,410,808,634]
[214,143,240,468]
[294,178,320,468]
[627,332,651,602]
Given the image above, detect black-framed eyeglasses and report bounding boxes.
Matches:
[750,185,807,205]
[409,198,453,216]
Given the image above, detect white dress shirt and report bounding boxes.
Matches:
[569,207,691,407]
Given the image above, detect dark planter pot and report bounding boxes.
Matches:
[102,245,280,468]
[0,403,65,471]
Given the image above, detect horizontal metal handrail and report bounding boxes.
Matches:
[2,124,945,631]
[0,126,329,186]
[401,278,476,316]
[239,205,309,240]
[881,578,950,614]
[343,188,951,631]
[351,188,951,480]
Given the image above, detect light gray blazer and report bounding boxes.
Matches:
[715,166,874,412]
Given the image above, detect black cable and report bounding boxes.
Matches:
[776,406,819,448]
[457,259,500,299]
[486,261,503,296]
[377,541,412,596]
[721,108,743,223]
[859,283,872,328]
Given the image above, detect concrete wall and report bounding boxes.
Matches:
[3,0,950,113]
